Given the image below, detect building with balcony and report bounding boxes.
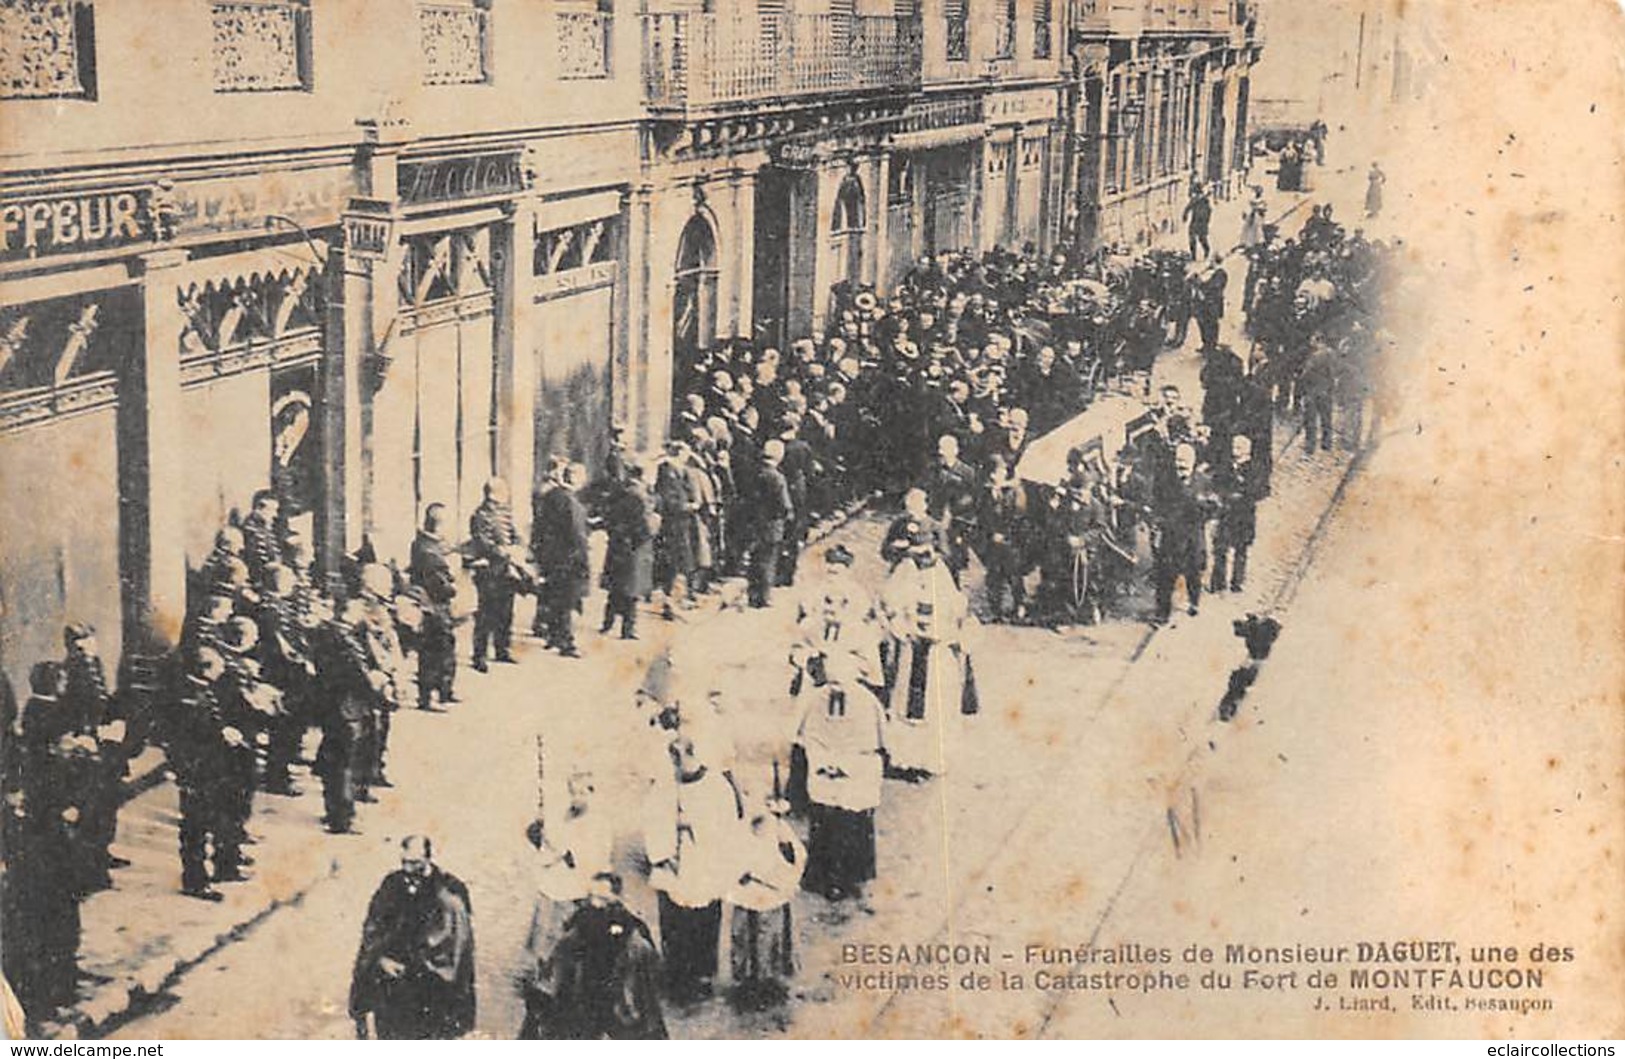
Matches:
[1061,0,1262,254]
[0,0,1067,690]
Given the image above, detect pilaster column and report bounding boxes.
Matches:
[495,199,537,509]
[122,248,189,651]
[320,248,369,574]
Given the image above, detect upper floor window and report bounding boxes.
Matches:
[420,0,491,85]
[992,0,1015,60]
[1032,0,1051,59]
[211,0,312,93]
[0,0,97,101]
[943,0,967,62]
[555,0,611,80]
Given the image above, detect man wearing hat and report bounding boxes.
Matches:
[59,623,131,891]
[532,462,592,657]
[156,644,240,900]
[257,564,318,793]
[313,598,384,835]
[746,440,793,609]
[468,477,521,672]
[600,464,655,640]
[775,416,814,589]
[241,488,284,588]
[410,503,460,707]
[215,616,278,879]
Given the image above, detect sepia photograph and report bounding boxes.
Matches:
[0,0,1621,1042]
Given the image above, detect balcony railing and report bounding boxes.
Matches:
[1071,0,1241,36]
[641,12,921,110]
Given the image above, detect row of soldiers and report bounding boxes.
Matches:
[2,625,133,1025]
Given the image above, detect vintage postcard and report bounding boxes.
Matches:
[1,0,1621,1042]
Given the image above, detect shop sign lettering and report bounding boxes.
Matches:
[398,152,525,207]
[1,191,148,261]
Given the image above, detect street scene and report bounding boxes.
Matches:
[4,0,1623,1043]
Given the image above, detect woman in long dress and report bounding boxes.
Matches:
[1238,185,1267,250]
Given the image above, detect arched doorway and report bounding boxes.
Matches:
[831,172,866,290]
[672,212,718,422]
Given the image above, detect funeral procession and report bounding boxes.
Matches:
[13,0,1590,1043]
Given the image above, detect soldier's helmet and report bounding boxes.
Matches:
[221,617,259,655]
[483,477,511,503]
[360,563,393,601]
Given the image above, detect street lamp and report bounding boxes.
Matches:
[1120,98,1144,137]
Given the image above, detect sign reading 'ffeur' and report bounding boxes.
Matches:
[1,190,150,262]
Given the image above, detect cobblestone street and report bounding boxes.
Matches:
[80,174,1380,1040]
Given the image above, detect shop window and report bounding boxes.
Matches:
[420,0,491,85]
[534,217,619,277]
[211,0,313,93]
[0,0,97,101]
[556,0,612,79]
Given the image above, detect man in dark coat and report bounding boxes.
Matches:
[258,564,318,792]
[1199,343,1246,464]
[467,477,521,672]
[601,467,655,640]
[5,662,85,1023]
[350,835,476,1040]
[1193,258,1229,352]
[923,434,978,580]
[1209,435,1270,593]
[523,872,667,1040]
[1182,182,1213,260]
[748,440,794,609]
[156,645,237,900]
[314,602,382,835]
[59,623,129,892]
[240,489,284,587]
[776,416,815,588]
[409,503,460,709]
[1151,443,1219,623]
[533,464,592,657]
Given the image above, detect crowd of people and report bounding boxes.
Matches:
[1,176,1400,1034]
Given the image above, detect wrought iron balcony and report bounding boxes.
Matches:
[1070,0,1241,37]
[641,12,922,111]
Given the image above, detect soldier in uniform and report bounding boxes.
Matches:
[59,623,129,891]
[258,565,317,795]
[4,662,85,1021]
[215,618,277,881]
[467,477,521,672]
[409,503,460,709]
[157,645,239,901]
[240,489,284,587]
[314,598,383,835]
[532,464,592,657]
[355,564,406,794]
